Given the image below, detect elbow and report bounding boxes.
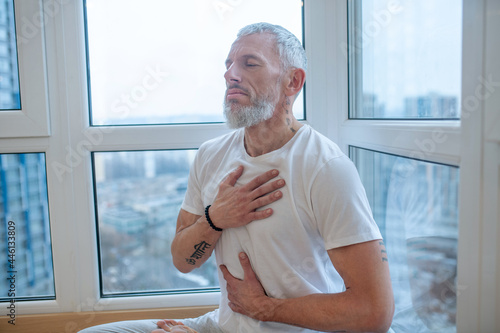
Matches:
[172,253,196,274]
[171,240,194,274]
[171,250,195,274]
[361,298,395,333]
[368,311,394,333]
[173,261,193,274]
[173,258,196,274]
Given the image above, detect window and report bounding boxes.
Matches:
[351,147,459,331]
[343,0,463,331]
[0,153,55,301]
[0,1,498,331]
[85,0,304,126]
[348,0,462,119]
[0,0,50,138]
[0,0,20,110]
[93,150,218,296]
[81,0,304,300]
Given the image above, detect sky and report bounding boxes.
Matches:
[85,0,462,123]
[361,0,462,115]
[85,0,304,125]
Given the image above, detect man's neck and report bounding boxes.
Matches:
[243,115,303,157]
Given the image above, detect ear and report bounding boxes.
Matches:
[283,68,306,98]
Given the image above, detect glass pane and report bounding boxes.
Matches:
[0,0,21,110]
[93,150,219,295]
[350,147,459,332]
[85,0,304,126]
[348,0,462,119]
[0,153,55,301]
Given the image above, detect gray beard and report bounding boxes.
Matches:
[223,96,276,129]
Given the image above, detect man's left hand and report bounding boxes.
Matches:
[220,252,276,322]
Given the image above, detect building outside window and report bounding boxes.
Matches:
[0,153,55,301]
[0,0,20,110]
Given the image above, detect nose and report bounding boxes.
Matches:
[224,63,241,84]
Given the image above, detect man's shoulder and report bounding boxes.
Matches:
[299,125,344,160]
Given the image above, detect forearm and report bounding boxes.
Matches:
[262,291,393,333]
[171,215,222,273]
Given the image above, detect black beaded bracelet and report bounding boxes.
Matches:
[205,205,223,232]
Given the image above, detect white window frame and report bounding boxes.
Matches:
[1,1,499,332]
[0,0,51,138]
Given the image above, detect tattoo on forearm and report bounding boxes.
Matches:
[379,241,389,262]
[185,241,211,265]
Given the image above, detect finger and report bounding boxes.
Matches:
[247,208,274,221]
[251,178,285,200]
[246,169,280,191]
[222,165,244,186]
[156,320,171,331]
[156,320,186,331]
[238,252,257,280]
[219,264,235,282]
[228,301,244,315]
[249,189,283,211]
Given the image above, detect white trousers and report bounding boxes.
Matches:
[78,310,223,333]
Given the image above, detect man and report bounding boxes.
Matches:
[81,22,394,333]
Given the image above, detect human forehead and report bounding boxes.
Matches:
[225,33,280,65]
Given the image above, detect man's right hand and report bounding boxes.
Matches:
[208,165,285,229]
[171,166,285,273]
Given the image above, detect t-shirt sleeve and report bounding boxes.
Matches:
[311,155,382,250]
[180,149,205,216]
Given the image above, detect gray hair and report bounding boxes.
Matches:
[235,22,307,73]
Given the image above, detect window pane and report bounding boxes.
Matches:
[348,0,462,119]
[93,150,219,295]
[0,153,55,301]
[85,0,304,126]
[350,147,459,332]
[0,0,21,110]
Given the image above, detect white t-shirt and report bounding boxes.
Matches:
[181,125,382,333]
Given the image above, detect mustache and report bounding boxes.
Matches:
[226,84,250,94]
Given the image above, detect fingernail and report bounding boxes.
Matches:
[274,191,282,198]
[239,252,247,259]
[272,169,278,176]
